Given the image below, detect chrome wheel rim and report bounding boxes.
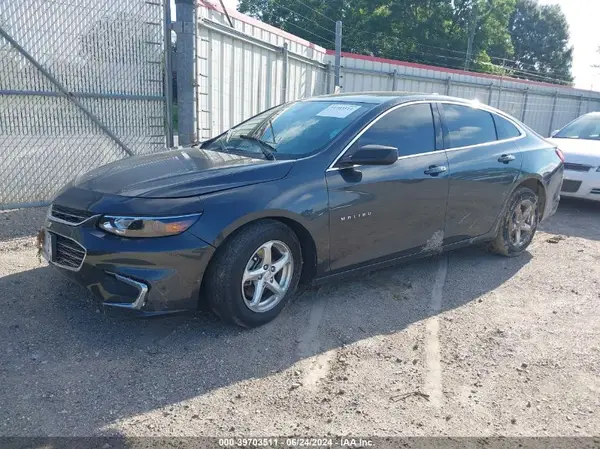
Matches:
[509,199,536,247]
[242,240,294,313]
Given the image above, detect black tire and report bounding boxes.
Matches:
[204,219,302,328]
[488,186,539,257]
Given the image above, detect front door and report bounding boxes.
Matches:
[326,103,449,272]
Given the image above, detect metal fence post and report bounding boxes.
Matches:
[577,95,584,117]
[334,20,342,89]
[487,83,494,105]
[163,0,174,148]
[445,76,452,95]
[548,90,558,137]
[175,0,196,146]
[281,43,289,103]
[497,80,503,108]
[325,62,332,94]
[521,88,529,122]
[391,69,398,91]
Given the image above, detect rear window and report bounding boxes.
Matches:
[442,103,497,149]
[493,114,522,140]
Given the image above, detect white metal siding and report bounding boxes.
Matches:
[196,3,329,139]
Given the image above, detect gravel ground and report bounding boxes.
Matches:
[0,199,599,438]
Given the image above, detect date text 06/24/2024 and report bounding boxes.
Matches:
[217,438,374,447]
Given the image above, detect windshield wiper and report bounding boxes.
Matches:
[239,135,277,160]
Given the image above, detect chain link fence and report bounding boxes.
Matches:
[0,0,169,209]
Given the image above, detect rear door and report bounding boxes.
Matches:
[439,103,524,243]
[326,102,449,272]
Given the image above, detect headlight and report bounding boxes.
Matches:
[98,214,201,238]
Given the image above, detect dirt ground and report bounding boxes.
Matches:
[0,199,599,439]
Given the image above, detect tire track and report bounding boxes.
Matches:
[424,255,448,407]
[296,291,333,390]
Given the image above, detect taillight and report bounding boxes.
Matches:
[555,148,565,163]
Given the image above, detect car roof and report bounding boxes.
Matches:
[304,91,474,106]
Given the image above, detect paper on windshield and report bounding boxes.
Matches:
[316,104,361,118]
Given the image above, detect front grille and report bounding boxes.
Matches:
[51,204,95,225]
[54,234,86,270]
[561,179,582,193]
[564,162,592,172]
[591,188,600,195]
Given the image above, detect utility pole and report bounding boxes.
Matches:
[464,0,493,71]
[334,20,342,90]
[464,8,475,71]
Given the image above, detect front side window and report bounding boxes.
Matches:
[442,104,497,149]
[202,101,370,159]
[353,103,436,157]
[554,114,600,141]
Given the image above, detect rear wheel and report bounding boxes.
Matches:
[205,220,302,328]
[488,187,539,257]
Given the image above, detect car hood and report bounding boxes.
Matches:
[548,138,600,166]
[73,148,295,198]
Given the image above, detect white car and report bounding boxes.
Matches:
[548,112,600,201]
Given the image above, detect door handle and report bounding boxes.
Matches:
[498,154,516,163]
[424,165,447,176]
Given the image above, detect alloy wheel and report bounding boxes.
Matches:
[509,199,536,247]
[241,240,294,313]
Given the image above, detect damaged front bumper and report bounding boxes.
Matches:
[40,215,215,314]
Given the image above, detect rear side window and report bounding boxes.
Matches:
[355,103,436,157]
[442,104,497,149]
[493,114,521,140]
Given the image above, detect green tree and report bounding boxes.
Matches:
[237,0,517,75]
[501,0,573,84]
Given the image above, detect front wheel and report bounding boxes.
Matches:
[488,186,539,257]
[204,220,302,328]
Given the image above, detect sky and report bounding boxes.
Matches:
[539,0,600,90]
[197,0,600,90]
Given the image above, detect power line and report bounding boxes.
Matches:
[346,33,572,84]
[271,12,572,84]
[278,17,335,45]
[274,2,336,36]
[348,29,567,77]
[289,0,337,24]
[476,60,572,84]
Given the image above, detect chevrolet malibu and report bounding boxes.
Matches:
[41,93,564,327]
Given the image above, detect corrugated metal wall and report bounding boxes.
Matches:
[333,53,600,136]
[196,2,329,140]
[195,3,600,139]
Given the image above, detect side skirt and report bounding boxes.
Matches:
[310,233,495,286]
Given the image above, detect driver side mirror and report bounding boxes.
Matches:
[550,129,559,137]
[339,144,398,167]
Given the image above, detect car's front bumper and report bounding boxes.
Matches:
[560,169,600,201]
[42,214,215,313]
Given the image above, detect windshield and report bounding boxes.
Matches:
[554,114,600,141]
[201,101,370,159]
